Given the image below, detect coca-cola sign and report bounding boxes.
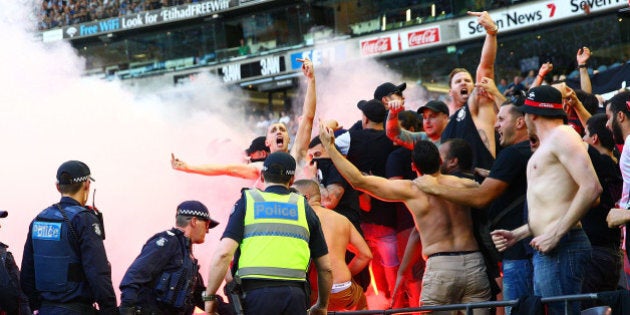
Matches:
[407,27,440,47]
[360,37,393,56]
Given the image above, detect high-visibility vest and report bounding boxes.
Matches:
[237,189,310,281]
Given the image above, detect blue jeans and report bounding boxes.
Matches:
[361,223,399,267]
[532,229,591,315]
[502,258,533,315]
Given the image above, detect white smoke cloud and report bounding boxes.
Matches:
[0,1,418,305]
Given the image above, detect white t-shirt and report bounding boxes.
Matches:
[619,135,630,209]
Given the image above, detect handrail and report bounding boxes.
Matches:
[327,292,609,315]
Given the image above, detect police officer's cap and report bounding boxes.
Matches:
[177,200,219,228]
[56,160,95,185]
[261,152,296,176]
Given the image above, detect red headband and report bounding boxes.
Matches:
[524,99,563,109]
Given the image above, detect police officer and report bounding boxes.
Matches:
[20,160,117,314]
[204,152,333,315]
[119,200,219,315]
[0,210,32,315]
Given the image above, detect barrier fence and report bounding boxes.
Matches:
[327,292,617,315]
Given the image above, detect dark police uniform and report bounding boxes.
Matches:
[120,228,204,315]
[20,196,117,314]
[223,185,328,315]
[0,242,31,315]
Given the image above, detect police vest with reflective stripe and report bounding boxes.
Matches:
[237,189,310,281]
[31,205,86,293]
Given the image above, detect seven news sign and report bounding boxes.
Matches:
[459,0,628,39]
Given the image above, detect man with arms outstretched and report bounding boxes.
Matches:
[171,58,317,180]
[319,123,491,314]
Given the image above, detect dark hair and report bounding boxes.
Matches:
[57,173,84,194]
[411,140,441,174]
[443,138,473,171]
[503,90,526,107]
[574,89,599,115]
[262,171,293,185]
[606,91,630,117]
[399,110,422,131]
[586,113,615,151]
[308,136,322,149]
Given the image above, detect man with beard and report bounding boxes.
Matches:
[171,58,317,181]
[605,92,630,257]
[415,96,533,314]
[441,11,500,171]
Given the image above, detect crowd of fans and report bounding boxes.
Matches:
[38,0,196,30]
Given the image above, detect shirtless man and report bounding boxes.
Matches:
[319,122,491,313]
[491,85,602,315]
[170,58,316,180]
[292,179,372,311]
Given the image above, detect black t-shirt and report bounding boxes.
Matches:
[385,146,416,231]
[582,145,622,248]
[315,158,361,232]
[441,104,499,171]
[347,129,396,227]
[487,140,531,260]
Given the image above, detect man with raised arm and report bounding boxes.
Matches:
[319,122,491,313]
[171,58,317,180]
[293,179,372,311]
[491,86,602,315]
[441,11,500,171]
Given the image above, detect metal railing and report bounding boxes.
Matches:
[327,292,611,315]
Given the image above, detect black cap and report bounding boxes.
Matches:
[374,82,407,100]
[56,160,94,185]
[262,152,296,176]
[177,200,219,228]
[245,136,270,156]
[357,99,387,123]
[0,211,7,218]
[418,100,449,116]
[518,85,565,117]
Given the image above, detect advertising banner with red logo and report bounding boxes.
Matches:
[359,34,400,57]
[400,26,441,50]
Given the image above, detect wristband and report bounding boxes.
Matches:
[578,64,587,69]
[202,292,221,302]
[486,24,498,35]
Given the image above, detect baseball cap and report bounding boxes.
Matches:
[357,99,387,123]
[418,100,449,116]
[245,136,269,156]
[518,85,566,118]
[374,82,407,100]
[262,152,296,176]
[56,160,94,185]
[177,200,219,228]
